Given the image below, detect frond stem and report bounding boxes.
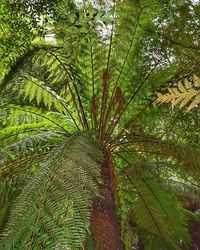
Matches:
[109,100,153,145]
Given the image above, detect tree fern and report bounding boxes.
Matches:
[0,0,200,249]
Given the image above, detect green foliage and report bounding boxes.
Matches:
[132,180,190,249]
[19,76,71,113]
[138,138,200,177]
[118,157,196,249]
[0,134,102,250]
[0,0,200,249]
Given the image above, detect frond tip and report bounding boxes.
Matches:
[155,75,200,111]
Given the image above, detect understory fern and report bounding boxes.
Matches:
[0,133,102,250]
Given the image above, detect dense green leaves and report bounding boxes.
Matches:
[0,134,102,250]
[0,0,200,249]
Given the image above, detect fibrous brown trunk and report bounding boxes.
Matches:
[91,147,124,250]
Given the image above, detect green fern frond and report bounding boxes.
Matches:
[0,132,64,180]
[19,76,74,115]
[120,177,190,249]
[3,132,64,160]
[0,133,102,250]
[155,75,200,111]
[0,122,60,147]
[0,44,62,93]
[120,136,200,177]
[8,105,74,133]
[33,49,68,85]
[0,97,10,127]
[162,180,200,208]
[145,140,200,176]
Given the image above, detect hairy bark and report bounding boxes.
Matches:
[91,147,124,250]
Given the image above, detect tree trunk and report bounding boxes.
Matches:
[91,147,124,250]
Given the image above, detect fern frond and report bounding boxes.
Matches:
[118,136,200,177]
[119,174,190,250]
[146,140,200,176]
[16,75,80,129]
[162,180,200,209]
[32,48,68,86]
[155,75,200,111]
[8,105,73,133]
[1,132,64,160]
[19,76,65,111]
[135,181,190,249]
[32,46,91,129]
[0,122,60,147]
[0,97,10,127]
[0,45,60,94]
[0,132,64,180]
[0,133,102,250]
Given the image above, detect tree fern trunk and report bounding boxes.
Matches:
[91,147,124,250]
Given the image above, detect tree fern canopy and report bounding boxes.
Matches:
[0,0,200,249]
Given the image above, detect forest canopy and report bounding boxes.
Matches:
[0,0,200,249]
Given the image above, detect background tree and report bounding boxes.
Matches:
[0,0,200,249]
